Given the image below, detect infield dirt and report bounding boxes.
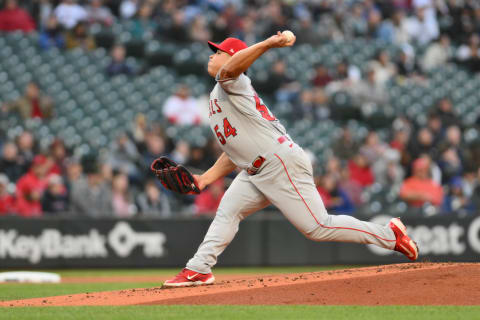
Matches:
[1,262,478,307]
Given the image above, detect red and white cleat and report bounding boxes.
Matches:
[389,218,419,261]
[162,268,215,288]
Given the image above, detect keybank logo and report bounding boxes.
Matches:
[0,222,166,264]
[367,215,480,256]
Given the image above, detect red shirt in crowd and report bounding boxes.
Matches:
[0,7,35,32]
[31,98,44,118]
[399,176,444,207]
[348,160,374,187]
[15,171,49,217]
[0,194,15,215]
[317,186,333,208]
[194,180,225,216]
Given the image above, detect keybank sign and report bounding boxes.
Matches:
[0,222,166,264]
[368,215,480,256]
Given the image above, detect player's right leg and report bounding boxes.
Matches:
[163,171,270,288]
[251,143,418,261]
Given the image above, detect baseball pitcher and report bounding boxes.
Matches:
[152,32,419,288]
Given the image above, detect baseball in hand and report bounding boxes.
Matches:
[282,30,295,43]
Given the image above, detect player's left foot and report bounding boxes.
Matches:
[162,268,215,288]
[389,218,419,261]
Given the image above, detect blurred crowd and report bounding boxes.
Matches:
[1,0,480,218]
[0,114,227,218]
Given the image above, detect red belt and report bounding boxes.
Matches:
[247,156,265,175]
[247,136,290,175]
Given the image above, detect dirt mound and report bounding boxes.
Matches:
[1,263,478,307]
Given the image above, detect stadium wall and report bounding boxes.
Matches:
[0,215,479,268]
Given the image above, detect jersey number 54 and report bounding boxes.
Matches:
[214,117,237,145]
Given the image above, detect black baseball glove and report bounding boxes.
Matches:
[150,156,201,195]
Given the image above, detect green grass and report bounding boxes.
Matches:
[0,266,358,301]
[1,306,479,320]
[0,282,161,301]
[45,265,360,277]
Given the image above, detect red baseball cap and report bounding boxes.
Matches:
[208,37,248,56]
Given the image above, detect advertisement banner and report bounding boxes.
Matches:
[0,215,478,268]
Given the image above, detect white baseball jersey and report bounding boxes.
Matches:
[208,72,289,169]
[185,69,402,275]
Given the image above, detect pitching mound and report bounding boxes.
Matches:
[1,263,478,307]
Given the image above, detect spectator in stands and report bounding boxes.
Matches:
[66,21,96,50]
[162,9,189,43]
[400,157,443,207]
[317,173,354,215]
[296,89,314,120]
[70,155,112,217]
[348,68,390,107]
[130,113,148,152]
[39,15,65,50]
[190,15,211,43]
[48,139,68,176]
[368,50,397,87]
[442,176,474,215]
[136,179,171,218]
[141,132,166,177]
[406,6,439,45]
[64,158,82,195]
[120,0,137,19]
[390,129,410,153]
[343,2,368,38]
[311,88,330,120]
[294,16,322,45]
[129,3,156,40]
[438,145,463,185]
[41,174,69,215]
[233,15,257,46]
[323,156,341,182]
[106,44,133,76]
[163,85,201,125]
[16,131,36,173]
[372,148,405,189]
[86,0,113,26]
[255,60,299,101]
[2,82,54,120]
[54,0,87,30]
[359,131,388,165]
[0,174,15,215]
[311,64,333,88]
[194,179,225,216]
[170,140,190,165]
[332,60,361,83]
[186,145,213,172]
[15,155,51,217]
[331,127,359,161]
[111,172,136,217]
[108,132,140,182]
[0,0,35,32]
[426,113,443,146]
[456,34,480,72]
[377,9,410,44]
[348,153,374,187]
[422,34,452,71]
[407,127,436,161]
[339,166,364,207]
[396,48,423,79]
[0,142,24,183]
[271,60,300,102]
[325,60,361,94]
[432,98,462,129]
[209,13,230,43]
[472,168,480,211]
